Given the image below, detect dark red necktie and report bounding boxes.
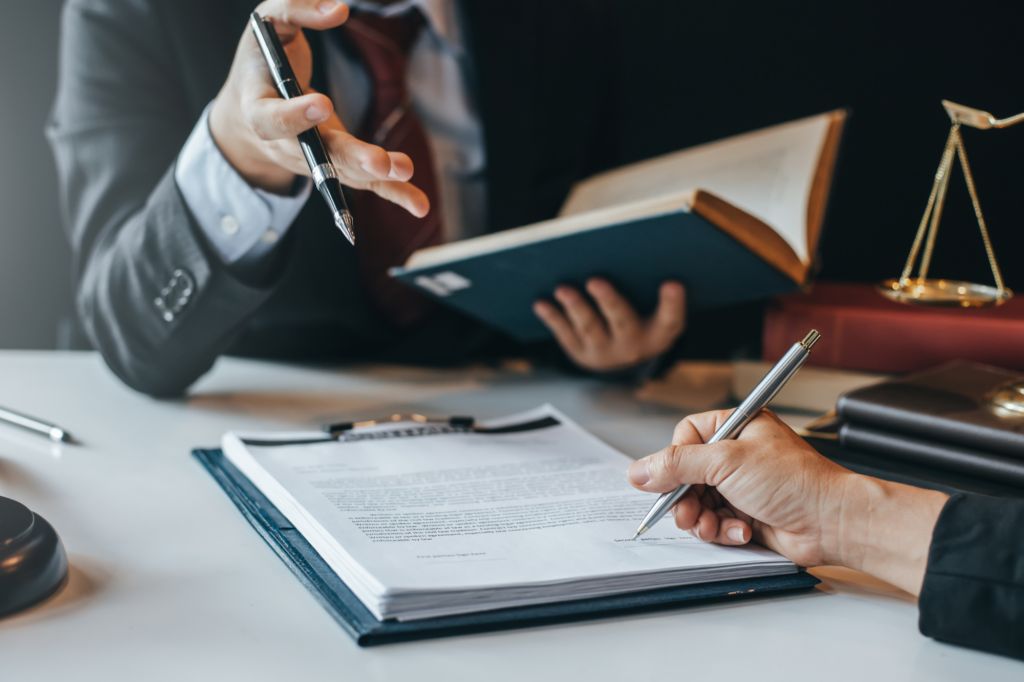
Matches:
[340,10,443,329]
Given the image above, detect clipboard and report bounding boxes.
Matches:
[193,439,820,646]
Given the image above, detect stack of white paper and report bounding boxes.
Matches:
[222,405,795,621]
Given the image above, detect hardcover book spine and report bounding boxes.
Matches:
[838,423,1024,488]
[763,300,1024,374]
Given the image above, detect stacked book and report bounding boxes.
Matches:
[763,282,1024,374]
[836,363,1024,487]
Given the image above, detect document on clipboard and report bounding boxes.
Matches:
[221,404,796,622]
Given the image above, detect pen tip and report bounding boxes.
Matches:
[336,212,356,245]
[630,532,639,541]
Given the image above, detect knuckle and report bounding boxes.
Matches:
[651,444,684,481]
[671,419,690,443]
[713,441,743,473]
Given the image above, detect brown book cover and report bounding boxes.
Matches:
[763,282,1024,374]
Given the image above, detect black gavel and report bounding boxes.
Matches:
[0,496,67,617]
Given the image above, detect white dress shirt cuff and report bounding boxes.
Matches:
[175,101,312,266]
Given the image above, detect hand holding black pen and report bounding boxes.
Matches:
[250,12,355,244]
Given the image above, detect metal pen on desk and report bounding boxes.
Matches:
[631,329,821,539]
[0,405,73,443]
[250,12,356,244]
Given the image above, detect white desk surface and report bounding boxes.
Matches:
[1,351,1020,680]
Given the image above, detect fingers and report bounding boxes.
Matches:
[647,281,686,350]
[629,436,741,494]
[691,506,720,542]
[322,130,415,183]
[554,286,608,344]
[534,301,584,357]
[712,508,752,544]
[362,179,430,217]
[631,411,742,493]
[668,487,703,530]
[317,129,426,214]
[670,494,752,545]
[322,128,394,177]
[585,278,639,336]
[386,152,414,181]
[671,409,737,446]
[536,279,687,373]
[246,92,334,141]
[257,0,350,35]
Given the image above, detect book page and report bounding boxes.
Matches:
[560,114,834,264]
[223,405,793,621]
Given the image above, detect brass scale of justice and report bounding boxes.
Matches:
[876,99,1024,416]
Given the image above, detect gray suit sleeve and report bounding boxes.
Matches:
[47,0,279,397]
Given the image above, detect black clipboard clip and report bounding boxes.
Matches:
[322,414,561,439]
[323,415,475,438]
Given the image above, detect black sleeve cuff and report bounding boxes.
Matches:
[919,492,1024,660]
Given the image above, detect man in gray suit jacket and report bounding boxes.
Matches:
[48,0,687,396]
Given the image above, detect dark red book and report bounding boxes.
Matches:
[763,282,1024,374]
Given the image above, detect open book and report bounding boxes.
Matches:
[391,111,846,341]
[222,405,795,622]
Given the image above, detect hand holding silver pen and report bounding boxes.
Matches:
[631,330,821,539]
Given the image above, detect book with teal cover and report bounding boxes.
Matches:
[392,208,801,342]
[391,111,846,342]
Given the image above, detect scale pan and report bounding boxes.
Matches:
[877,278,1013,308]
[989,381,1024,418]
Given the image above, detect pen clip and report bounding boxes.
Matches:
[250,11,299,92]
[250,13,281,68]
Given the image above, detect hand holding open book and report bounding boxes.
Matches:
[392,111,846,341]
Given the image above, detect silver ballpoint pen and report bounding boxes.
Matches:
[0,405,73,443]
[631,329,821,540]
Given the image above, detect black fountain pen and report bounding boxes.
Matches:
[250,12,355,244]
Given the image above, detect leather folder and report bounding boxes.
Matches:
[193,448,820,646]
[837,362,1024,458]
[839,423,1024,488]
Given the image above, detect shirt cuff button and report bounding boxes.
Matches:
[220,214,240,235]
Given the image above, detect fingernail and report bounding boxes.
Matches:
[627,460,649,485]
[318,1,340,13]
[727,526,745,543]
[305,105,326,121]
[692,526,704,542]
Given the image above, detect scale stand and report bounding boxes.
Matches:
[878,100,1023,307]
[878,100,1024,416]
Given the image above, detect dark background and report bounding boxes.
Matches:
[613,0,1024,291]
[1,0,1022,349]
[0,0,71,349]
